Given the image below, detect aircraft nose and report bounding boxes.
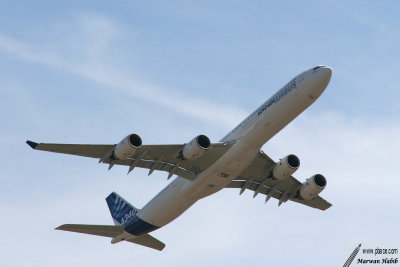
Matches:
[316,67,332,89]
[305,66,333,99]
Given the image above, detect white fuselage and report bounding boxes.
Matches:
[137,66,332,228]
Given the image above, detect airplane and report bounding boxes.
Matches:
[26,65,333,251]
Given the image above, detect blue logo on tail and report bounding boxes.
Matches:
[106,192,139,226]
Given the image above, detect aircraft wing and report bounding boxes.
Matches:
[26,140,234,181]
[226,150,332,210]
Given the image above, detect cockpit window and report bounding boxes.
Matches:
[313,65,325,71]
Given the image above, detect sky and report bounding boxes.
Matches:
[1,1,400,266]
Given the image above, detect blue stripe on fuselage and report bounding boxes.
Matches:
[125,217,159,236]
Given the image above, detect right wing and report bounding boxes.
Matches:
[226,151,332,211]
[56,224,165,251]
[26,140,234,181]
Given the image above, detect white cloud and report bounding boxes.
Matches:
[0,13,247,129]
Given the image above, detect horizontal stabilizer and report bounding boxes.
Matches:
[56,224,124,238]
[56,224,165,251]
[129,233,166,251]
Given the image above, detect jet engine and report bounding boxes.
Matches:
[114,134,142,160]
[272,154,300,180]
[299,174,327,200]
[182,135,210,160]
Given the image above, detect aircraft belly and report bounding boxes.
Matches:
[243,92,314,148]
[138,141,258,227]
[184,140,259,199]
[137,177,197,227]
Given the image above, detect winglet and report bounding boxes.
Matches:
[26,140,39,149]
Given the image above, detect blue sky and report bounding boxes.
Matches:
[1,1,400,266]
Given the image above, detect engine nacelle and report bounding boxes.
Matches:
[114,134,142,160]
[182,135,210,160]
[300,174,327,200]
[272,154,300,180]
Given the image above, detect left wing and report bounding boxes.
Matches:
[26,140,234,181]
[226,151,332,210]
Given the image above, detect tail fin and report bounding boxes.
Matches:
[106,192,139,226]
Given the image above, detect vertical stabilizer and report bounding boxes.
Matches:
[106,192,139,226]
